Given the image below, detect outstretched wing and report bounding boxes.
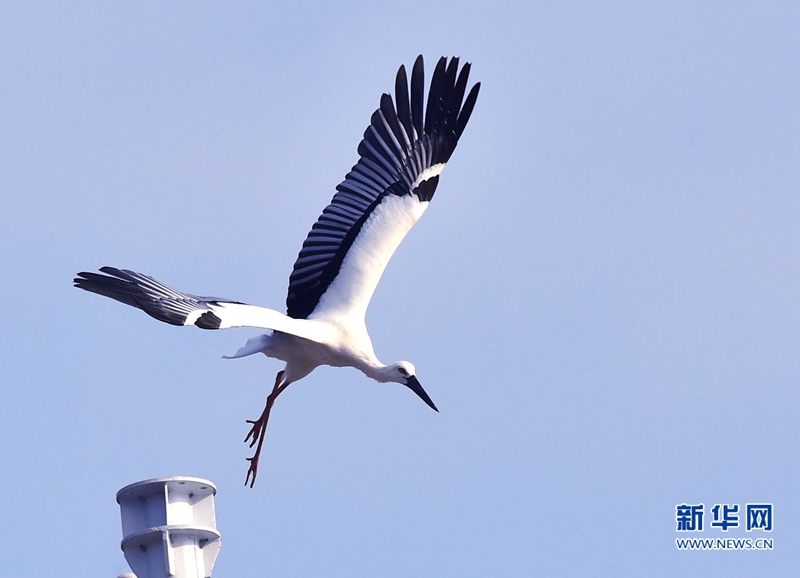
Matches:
[74,267,330,342]
[286,55,480,321]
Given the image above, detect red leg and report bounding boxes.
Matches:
[244,370,289,488]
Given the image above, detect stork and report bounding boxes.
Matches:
[75,55,480,486]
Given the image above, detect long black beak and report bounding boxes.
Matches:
[405,375,438,412]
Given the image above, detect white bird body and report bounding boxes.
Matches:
[75,55,480,486]
[225,320,377,376]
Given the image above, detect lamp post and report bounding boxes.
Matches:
[115,477,221,578]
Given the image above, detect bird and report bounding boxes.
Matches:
[75,55,480,487]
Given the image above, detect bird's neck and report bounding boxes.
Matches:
[358,358,394,383]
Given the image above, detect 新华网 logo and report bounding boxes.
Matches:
[675,503,773,550]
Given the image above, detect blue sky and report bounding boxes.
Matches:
[2,2,798,576]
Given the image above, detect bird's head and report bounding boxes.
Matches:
[388,361,438,412]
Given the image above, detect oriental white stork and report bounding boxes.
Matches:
[75,55,480,486]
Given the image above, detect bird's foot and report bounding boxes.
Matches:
[244,411,269,487]
[244,414,266,447]
[245,453,261,488]
[243,370,286,488]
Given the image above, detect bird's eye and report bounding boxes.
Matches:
[399,367,408,376]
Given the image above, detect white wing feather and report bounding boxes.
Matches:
[309,194,429,322]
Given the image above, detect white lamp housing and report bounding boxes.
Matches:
[116,477,221,578]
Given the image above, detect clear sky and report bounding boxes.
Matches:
[1,2,798,576]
